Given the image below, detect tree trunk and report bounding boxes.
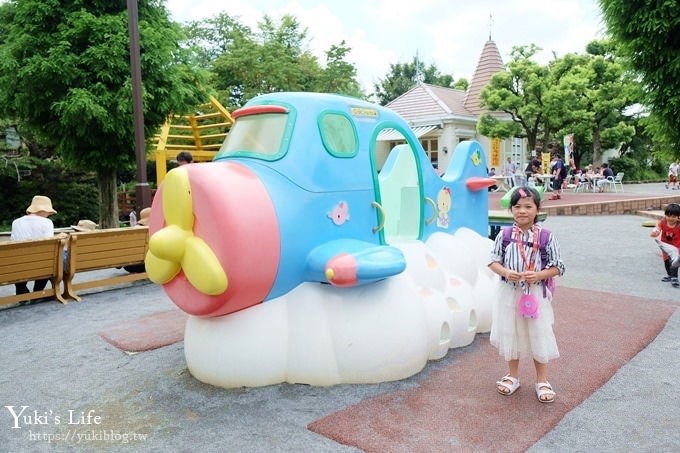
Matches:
[526,131,537,156]
[592,126,602,166]
[97,169,119,229]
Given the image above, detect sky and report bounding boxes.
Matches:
[166,0,606,93]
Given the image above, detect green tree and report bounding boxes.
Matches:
[478,42,638,165]
[616,113,667,180]
[606,99,668,181]
[599,0,680,150]
[477,45,547,153]
[547,41,637,165]
[182,12,252,69]
[315,41,363,98]
[183,13,364,107]
[209,14,323,107]
[373,55,459,105]
[0,0,206,227]
[452,78,469,91]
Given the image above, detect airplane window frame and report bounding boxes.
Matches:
[318,110,359,158]
[216,110,293,161]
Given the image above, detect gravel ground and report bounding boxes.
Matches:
[1,182,678,452]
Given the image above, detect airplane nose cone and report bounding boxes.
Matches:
[147,162,280,317]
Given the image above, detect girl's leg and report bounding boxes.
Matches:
[663,258,676,284]
[669,259,679,286]
[497,359,520,394]
[534,360,556,402]
[534,360,548,383]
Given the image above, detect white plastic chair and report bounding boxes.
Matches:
[612,172,624,192]
[601,172,624,192]
[573,174,588,192]
[599,176,615,192]
[598,173,621,192]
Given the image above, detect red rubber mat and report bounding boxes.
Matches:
[308,287,675,452]
[98,309,187,353]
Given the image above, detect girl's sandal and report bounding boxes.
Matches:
[535,382,556,403]
[496,375,520,396]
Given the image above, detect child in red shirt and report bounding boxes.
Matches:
[651,203,680,287]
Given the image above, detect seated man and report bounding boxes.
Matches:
[11,195,58,295]
[63,219,98,273]
[596,163,615,192]
[488,167,498,191]
[524,158,541,186]
[574,170,588,189]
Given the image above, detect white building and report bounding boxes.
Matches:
[377,39,525,174]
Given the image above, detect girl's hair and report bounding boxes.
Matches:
[510,187,542,223]
[665,203,680,216]
[510,187,541,208]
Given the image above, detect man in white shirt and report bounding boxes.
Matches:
[503,157,517,188]
[666,160,679,190]
[11,195,57,295]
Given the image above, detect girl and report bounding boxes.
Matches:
[488,187,566,403]
[650,203,680,287]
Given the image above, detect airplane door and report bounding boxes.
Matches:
[371,136,423,245]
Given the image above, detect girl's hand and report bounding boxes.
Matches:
[505,269,522,282]
[523,270,540,285]
[650,227,661,237]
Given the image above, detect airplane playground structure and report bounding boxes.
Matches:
[144,92,505,388]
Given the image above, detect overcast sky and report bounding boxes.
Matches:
[166,0,605,92]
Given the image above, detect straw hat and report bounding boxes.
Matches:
[137,207,151,226]
[71,219,98,232]
[26,195,57,215]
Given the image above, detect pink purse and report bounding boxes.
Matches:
[518,293,540,319]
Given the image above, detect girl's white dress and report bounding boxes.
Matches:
[489,224,565,363]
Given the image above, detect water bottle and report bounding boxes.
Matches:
[129,210,137,226]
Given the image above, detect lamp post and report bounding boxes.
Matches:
[127,0,151,212]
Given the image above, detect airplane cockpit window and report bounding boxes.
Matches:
[217,112,288,160]
[318,112,358,157]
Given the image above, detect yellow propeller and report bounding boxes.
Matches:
[146,167,229,295]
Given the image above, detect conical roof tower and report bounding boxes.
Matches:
[463,39,505,115]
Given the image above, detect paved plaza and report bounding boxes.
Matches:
[0,183,678,451]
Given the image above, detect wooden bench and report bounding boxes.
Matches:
[63,227,149,302]
[0,237,67,306]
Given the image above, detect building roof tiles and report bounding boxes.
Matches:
[386,39,505,124]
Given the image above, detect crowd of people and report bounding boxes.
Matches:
[570,162,616,192]
[508,153,623,196]
[514,153,569,198]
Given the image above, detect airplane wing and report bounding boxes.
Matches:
[306,239,406,287]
